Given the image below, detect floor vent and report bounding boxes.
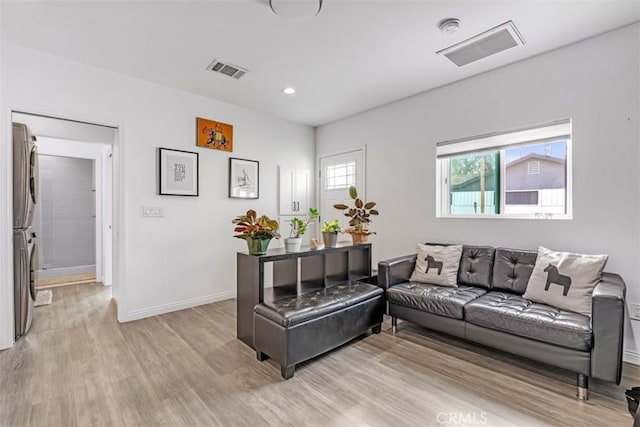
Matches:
[437,21,525,67]
[206,59,248,79]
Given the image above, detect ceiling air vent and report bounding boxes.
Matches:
[437,21,525,67]
[206,59,248,79]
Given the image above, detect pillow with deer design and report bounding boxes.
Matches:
[410,244,463,288]
[522,246,608,317]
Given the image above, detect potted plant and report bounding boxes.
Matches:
[232,210,280,255]
[333,186,379,244]
[284,208,318,253]
[321,219,341,248]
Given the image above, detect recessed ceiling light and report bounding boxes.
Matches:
[439,18,460,35]
[270,0,323,22]
[283,87,296,95]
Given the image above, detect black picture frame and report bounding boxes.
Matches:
[158,147,199,196]
[229,157,259,199]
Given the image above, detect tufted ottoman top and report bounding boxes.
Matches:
[254,282,383,327]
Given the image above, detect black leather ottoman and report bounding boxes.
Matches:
[254,282,384,379]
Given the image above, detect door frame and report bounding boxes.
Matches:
[36,137,112,286]
[316,146,367,234]
[0,108,125,350]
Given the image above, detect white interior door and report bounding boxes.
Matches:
[319,149,365,240]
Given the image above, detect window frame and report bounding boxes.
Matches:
[436,120,573,220]
[325,161,356,190]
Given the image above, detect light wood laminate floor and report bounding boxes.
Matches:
[0,283,637,426]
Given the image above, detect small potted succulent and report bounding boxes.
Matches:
[321,219,341,248]
[333,186,379,244]
[232,210,280,255]
[284,208,318,253]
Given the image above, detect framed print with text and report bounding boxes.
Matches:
[158,148,199,196]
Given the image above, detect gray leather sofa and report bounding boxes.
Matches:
[378,245,626,400]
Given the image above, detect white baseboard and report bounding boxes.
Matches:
[624,350,640,365]
[124,290,235,322]
[38,264,95,279]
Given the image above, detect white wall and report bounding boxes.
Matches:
[0,42,314,348]
[317,24,640,361]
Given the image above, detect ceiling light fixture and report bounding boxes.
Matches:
[439,18,460,34]
[283,87,296,95]
[270,0,323,22]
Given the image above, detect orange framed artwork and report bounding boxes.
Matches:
[196,117,233,152]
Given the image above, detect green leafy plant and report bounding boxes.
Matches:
[321,219,341,233]
[290,208,319,238]
[333,186,379,233]
[232,210,280,240]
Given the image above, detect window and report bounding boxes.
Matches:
[437,119,572,219]
[505,191,538,205]
[325,161,356,190]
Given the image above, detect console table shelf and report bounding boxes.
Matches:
[236,243,372,349]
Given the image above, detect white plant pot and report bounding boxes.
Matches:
[284,237,303,253]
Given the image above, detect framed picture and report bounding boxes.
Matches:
[229,158,259,199]
[158,148,199,196]
[196,117,233,152]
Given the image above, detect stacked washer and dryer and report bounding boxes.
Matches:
[12,122,39,339]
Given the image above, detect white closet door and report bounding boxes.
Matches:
[279,168,310,215]
[294,169,310,214]
[279,168,295,215]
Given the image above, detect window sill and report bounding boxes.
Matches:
[437,214,573,220]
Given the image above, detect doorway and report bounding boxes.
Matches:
[33,137,113,288]
[318,148,365,239]
[35,155,95,287]
[2,111,120,347]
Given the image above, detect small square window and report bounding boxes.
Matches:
[325,161,356,190]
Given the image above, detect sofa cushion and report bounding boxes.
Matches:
[254,282,383,327]
[523,246,608,317]
[465,291,592,351]
[458,246,495,289]
[492,248,537,295]
[387,282,487,320]
[410,244,463,287]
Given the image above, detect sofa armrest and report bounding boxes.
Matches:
[378,254,417,289]
[591,272,626,383]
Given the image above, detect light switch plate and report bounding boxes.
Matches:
[630,303,640,321]
[143,206,165,217]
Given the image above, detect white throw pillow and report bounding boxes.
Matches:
[410,244,463,288]
[523,246,608,317]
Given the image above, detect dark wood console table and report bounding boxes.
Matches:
[236,243,372,349]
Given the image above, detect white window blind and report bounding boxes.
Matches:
[436,119,571,159]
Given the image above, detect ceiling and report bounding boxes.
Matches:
[2,1,639,127]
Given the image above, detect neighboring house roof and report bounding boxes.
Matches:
[506,153,565,168]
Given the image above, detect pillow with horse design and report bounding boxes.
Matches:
[523,246,608,317]
[410,244,463,288]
